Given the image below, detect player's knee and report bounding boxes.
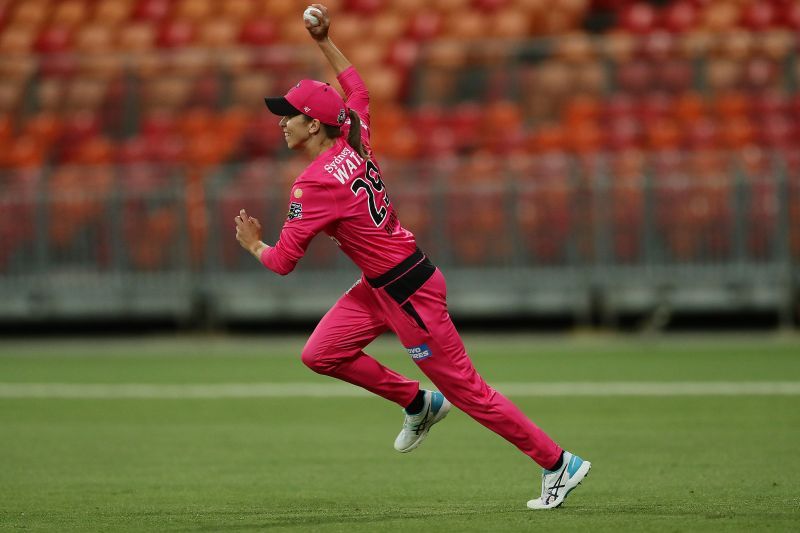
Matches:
[301,347,333,375]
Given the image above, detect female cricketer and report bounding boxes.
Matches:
[234,4,591,510]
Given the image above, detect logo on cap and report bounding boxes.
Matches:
[337,109,346,125]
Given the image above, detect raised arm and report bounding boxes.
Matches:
[304,4,351,75]
[304,4,371,143]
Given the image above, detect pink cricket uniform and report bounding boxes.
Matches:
[259,66,562,468]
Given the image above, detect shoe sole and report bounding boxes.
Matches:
[526,461,592,510]
[396,398,451,453]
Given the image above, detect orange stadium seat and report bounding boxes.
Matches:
[672,91,706,124]
[8,0,50,28]
[51,0,89,28]
[176,0,213,22]
[565,120,603,155]
[706,57,742,93]
[370,10,405,43]
[713,90,749,119]
[221,0,256,21]
[490,7,532,40]
[719,116,757,149]
[93,0,132,25]
[198,19,238,48]
[701,1,740,33]
[4,136,46,169]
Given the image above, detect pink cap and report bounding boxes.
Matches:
[264,79,347,127]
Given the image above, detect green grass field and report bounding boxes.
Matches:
[1,333,799,532]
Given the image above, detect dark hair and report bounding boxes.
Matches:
[302,110,369,161]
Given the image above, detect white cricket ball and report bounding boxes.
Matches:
[303,7,322,26]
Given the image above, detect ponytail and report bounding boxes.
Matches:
[346,109,370,161]
[317,109,370,161]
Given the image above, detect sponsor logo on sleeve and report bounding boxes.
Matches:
[406,343,432,361]
[287,202,302,221]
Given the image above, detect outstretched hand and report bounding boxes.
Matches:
[304,4,330,41]
[235,208,264,256]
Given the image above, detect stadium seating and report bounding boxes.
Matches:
[0,0,798,269]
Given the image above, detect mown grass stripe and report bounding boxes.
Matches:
[0,381,799,398]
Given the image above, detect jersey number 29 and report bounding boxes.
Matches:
[350,160,390,227]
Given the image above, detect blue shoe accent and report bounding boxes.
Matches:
[430,391,444,414]
[566,454,583,477]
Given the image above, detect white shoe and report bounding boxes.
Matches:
[393,390,451,453]
[527,451,591,510]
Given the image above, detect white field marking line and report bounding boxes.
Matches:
[0,382,799,399]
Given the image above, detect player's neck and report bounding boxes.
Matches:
[304,135,336,159]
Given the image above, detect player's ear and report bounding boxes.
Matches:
[308,119,321,135]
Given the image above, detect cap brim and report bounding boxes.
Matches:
[264,97,301,117]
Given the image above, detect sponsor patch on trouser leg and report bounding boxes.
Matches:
[406,343,432,362]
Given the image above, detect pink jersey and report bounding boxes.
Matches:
[260,67,417,278]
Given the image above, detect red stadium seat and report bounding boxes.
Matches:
[758,114,797,149]
[740,1,777,31]
[615,60,655,94]
[785,1,800,30]
[35,25,73,54]
[637,92,673,123]
[239,19,278,46]
[742,56,779,91]
[605,116,642,151]
[133,0,172,23]
[345,0,386,16]
[660,0,698,33]
[618,2,658,34]
[684,116,719,150]
[657,59,694,92]
[406,12,443,42]
[157,19,194,48]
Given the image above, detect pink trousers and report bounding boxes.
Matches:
[301,262,562,469]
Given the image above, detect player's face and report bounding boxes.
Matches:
[279,114,313,150]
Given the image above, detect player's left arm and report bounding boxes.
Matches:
[235,183,338,275]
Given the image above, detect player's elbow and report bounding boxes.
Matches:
[272,263,295,276]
